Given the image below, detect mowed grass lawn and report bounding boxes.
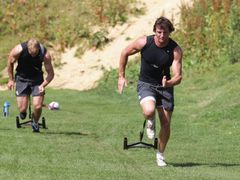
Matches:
[0,63,240,180]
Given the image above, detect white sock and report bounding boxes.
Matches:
[157,152,164,159]
[147,119,153,125]
[147,117,155,127]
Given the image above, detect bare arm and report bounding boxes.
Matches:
[162,46,183,87]
[118,36,147,94]
[41,52,54,88]
[7,44,22,90]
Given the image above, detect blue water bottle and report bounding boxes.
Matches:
[3,102,10,117]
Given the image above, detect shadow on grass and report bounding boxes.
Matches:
[0,128,12,131]
[0,127,97,137]
[169,162,240,167]
[44,131,96,137]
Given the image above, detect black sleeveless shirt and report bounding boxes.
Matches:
[139,35,178,84]
[16,41,46,82]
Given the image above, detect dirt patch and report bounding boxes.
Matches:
[49,0,192,91]
[0,0,192,91]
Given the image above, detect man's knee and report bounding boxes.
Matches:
[17,96,29,110]
[143,108,155,119]
[141,98,156,119]
[32,96,44,111]
[19,106,28,113]
[33,104,42,111]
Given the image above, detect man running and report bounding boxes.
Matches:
[7,38,54,132]
[118,17,183,166]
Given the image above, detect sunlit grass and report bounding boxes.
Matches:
[0,63,239,179]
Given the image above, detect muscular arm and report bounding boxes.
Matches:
[163,46,183,87]
[118,36,146,93]
[119,36,146,78]
[41,52,54,88]
[7,44,22,89]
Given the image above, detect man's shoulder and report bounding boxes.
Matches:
[146,34,154,39]
[20,41,28,48]
[169,38,179,47]
[141,35,154,51]
[11,44,23,56]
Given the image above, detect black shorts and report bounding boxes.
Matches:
[137,81,174,111]
[15,75,44,97]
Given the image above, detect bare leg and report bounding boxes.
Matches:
[140,99,156,139]
[157,107,172,153]
[32,95,44,122]
[140,99,155,119]
[16,96,29,113]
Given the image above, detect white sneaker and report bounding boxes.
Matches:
[146,119,155,139]
[156,152,167,167]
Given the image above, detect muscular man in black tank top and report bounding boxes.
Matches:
[7,38,54,132]
[118,17,183,167]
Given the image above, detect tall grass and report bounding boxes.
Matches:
[0,0,143,71]
[174,0,240,72]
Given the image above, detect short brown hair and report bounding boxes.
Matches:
[153,16,175,33]
[27,38,40,53]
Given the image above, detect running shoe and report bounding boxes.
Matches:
[32,121,40,133]
[156,152,167,167]
[19,112,27,120]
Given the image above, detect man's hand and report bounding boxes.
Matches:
[118,77,127,94]
[38,85,45,94]
[7,80,15,90]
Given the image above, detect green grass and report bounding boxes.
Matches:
[0,63,240,179]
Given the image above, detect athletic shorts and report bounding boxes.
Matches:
[15,75,44,97]
[137,81,174,111]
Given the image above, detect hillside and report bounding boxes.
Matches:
[0,0,193,91]
[48,0,192,91]
[0,0,194,91]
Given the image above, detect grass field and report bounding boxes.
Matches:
[0,63,240,179]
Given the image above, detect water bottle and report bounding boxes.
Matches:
[3,102,10,117]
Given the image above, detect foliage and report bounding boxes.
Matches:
[0,77,8,85]
[228,0,240,63]
[0,0,143,70]
[174,0,240,72]
[90,29,109,49]
[98,56,140,93]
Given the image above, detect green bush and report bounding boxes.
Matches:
[175,0,240,72]
[228,0,240,63]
